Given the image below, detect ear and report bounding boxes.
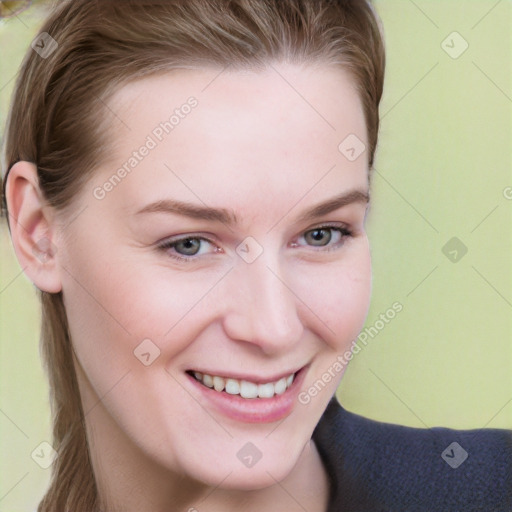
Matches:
[4,161,62,293]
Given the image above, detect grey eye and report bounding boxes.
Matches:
[304,228,332,247]
[174,238,202,255]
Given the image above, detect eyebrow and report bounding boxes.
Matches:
[135,189,369,226]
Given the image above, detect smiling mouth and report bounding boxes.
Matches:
[186,370,296,399]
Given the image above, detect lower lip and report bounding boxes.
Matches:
[187,367,307,424]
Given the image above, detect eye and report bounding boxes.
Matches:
[157,235,219,262]
[157,224,353,263]
[293,224,353,251]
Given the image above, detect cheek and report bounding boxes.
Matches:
[62,242,210,340]
[60,238,234,391]
[292,240,372,350]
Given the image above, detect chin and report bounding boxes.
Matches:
[187,452,300,491]
[223,464,296,490]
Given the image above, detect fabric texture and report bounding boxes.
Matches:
[312,396,512,512]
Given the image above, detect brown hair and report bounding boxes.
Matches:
[1,1,385,510]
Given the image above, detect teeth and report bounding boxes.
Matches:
[191,370,296,399]
[257,382,275,398]
[202,374,214,388]
[240,380,259,399]
[213,375,225,392]
[274,377,287,395]
[225,379,240,395]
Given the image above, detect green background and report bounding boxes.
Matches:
[1,1,511,510]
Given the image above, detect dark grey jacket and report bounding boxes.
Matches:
[313,397,512,511]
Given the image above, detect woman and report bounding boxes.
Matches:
[2,0,511,511]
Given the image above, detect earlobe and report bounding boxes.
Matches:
[4,161,62,293]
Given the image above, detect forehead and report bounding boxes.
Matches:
[93,64,368,221]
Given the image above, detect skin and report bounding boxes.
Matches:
[7,63,372,511]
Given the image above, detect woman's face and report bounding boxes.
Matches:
[57,64,371,490]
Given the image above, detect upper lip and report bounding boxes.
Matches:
[187,365,305,384]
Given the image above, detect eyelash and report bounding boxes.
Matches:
[156,224,353,263]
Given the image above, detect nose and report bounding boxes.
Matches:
[221,251,304,355]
